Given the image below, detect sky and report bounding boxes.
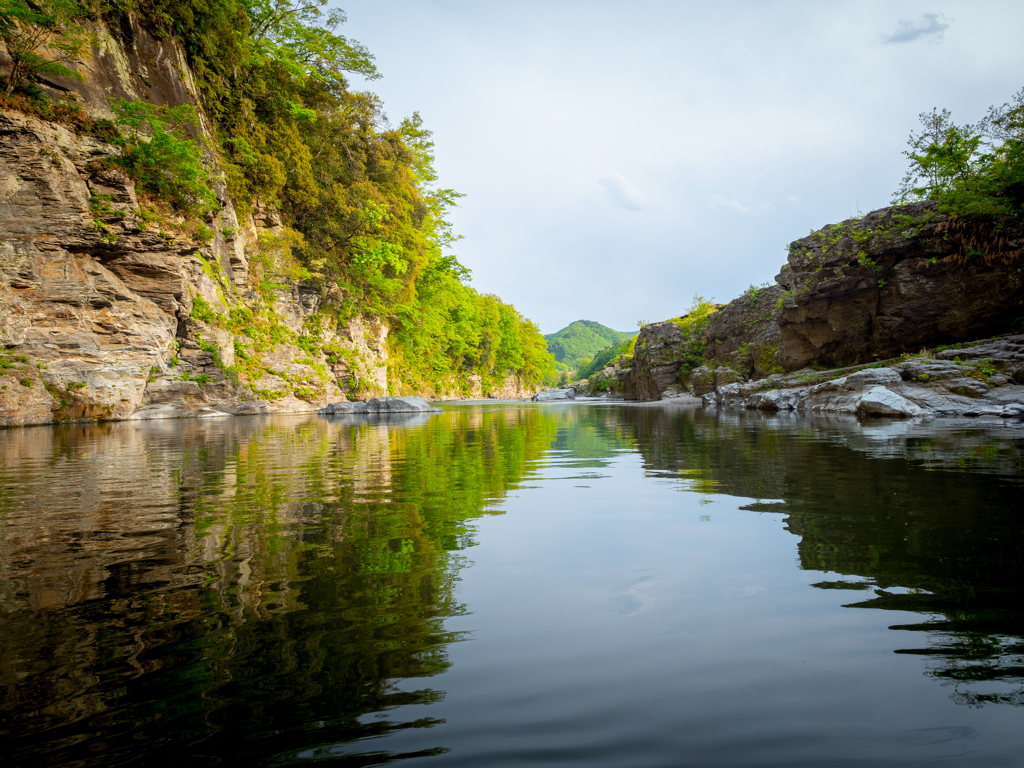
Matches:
[337,1,1024,334]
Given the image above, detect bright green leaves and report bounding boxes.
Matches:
[223,135,287,205]
[671,295,718,376]
[400,111,438,187]
[244,0,379,88]
[0,0,91,96]
[895,108,987,206]
[894,89,1024,250]
[388,280,556,395]
[109,99,216,214]
[285,99,317,122]
[121,2,553,393]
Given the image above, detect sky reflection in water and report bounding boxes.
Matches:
[0,405,1022,766]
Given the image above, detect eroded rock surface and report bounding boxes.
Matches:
[0,20,539,429]
[703,285,784,376]
[776,203,1024,370]
[622,322,687,401]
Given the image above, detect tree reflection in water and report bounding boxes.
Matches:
[0,405,1021,766]
[0,408,557,764]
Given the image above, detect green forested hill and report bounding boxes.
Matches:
[544,321,637,369]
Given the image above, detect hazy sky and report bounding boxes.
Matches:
[338,1,1024,334]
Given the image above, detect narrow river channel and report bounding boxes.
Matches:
[1,403,1022,766]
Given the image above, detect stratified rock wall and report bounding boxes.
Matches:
[1,18,538,428]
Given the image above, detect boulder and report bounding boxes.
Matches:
[689,366,716,396]
[318,396,442,414]
[856,387,924,417]
[531,388,576,402]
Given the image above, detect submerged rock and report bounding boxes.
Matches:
[318,396,442,414]
[531,388,576,401]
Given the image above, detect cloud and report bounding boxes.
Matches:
[707,193,749,213]
[598,174,650,211]
[884,12,950,44]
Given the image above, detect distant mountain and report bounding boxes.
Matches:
[544,321,637,369]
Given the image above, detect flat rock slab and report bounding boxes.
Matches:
[532,388,576,401]
[318,396,442,415]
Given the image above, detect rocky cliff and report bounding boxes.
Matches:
[0,20,533,428]
[624,201,1024,413]
[776,202,1024,370]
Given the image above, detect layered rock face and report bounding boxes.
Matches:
[622,321,686,401]
[703,285,784,376]
[0,102,390,426]
[0,21,535,429]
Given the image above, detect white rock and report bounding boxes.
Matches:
[319,396,442,414]
[531,388,576,402]
[855,387,924,417]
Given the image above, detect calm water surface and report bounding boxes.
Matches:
[1,403,1023,766]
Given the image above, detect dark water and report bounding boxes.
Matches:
[1,404,1023,767]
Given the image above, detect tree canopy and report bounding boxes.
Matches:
[895,88,1024,262]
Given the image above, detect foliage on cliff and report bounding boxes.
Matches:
[896,87,1023,263]
[0,0,90,96]
[133,0,555,388]
[0,0,555,391]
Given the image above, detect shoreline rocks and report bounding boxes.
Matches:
[702,335,1024,419]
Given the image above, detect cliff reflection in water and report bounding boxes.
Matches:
[629,408,1024,708]
[0,408,558,764]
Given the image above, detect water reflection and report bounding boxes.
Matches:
[0,405,1022,766]
[0,409,557,765]
[628,408,1024,709]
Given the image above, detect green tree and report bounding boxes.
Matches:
[118,1,554,392]
[110,99,216,214]
[246,0,378,84]
[0,0,90,96]
[895,88,1024,259]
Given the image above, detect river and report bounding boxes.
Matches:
[1,403,1022,766]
